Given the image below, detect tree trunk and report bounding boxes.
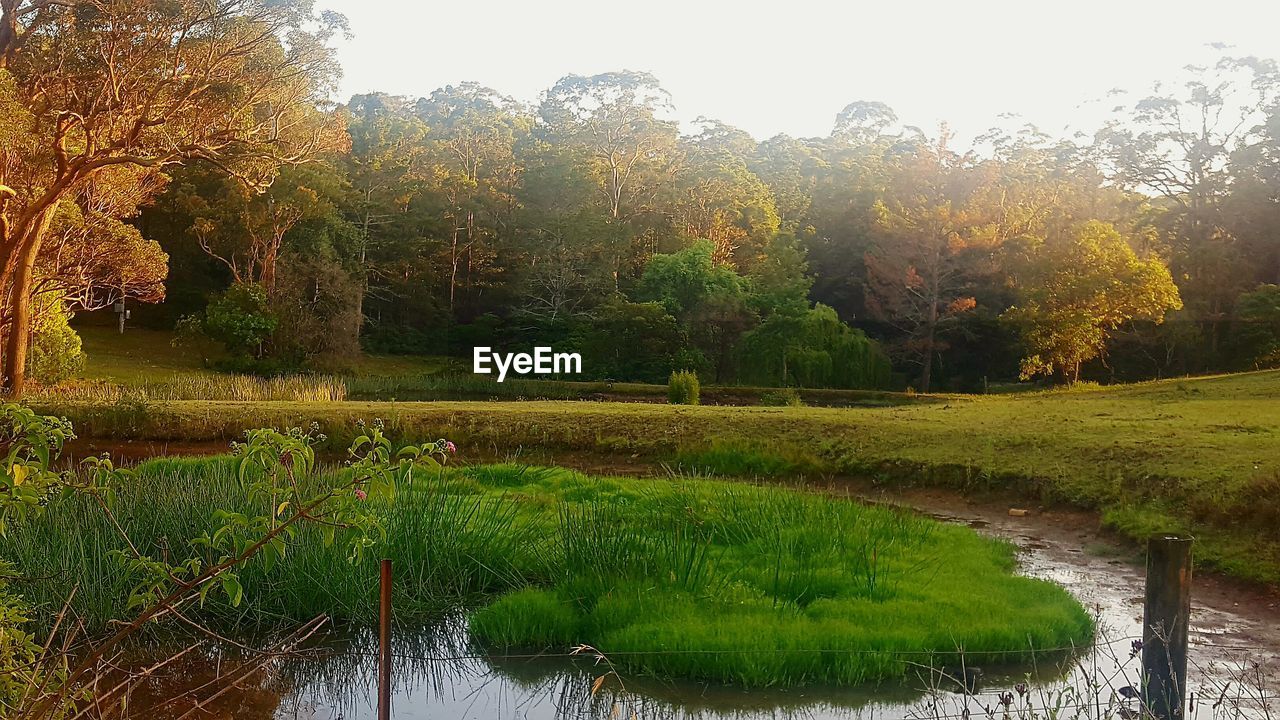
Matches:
[2,215,50,397]
[919,330,935,393]
[919,283,940,394]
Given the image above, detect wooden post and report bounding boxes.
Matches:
[1141,535,1192,719]
[378,558,392,720]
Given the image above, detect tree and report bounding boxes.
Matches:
[577,297,685,382]
[1003,221,1183,382]
[0,0,346,396]
[415,83,529,315]
[536,71,680,284]
[187,167,327,297]
[863,134,997,392]
[674,120,780,268]
[635,239,745,317]
[341,93,430,338]
[737,304,890,389]
[635,240,754,381]
[538,71,679,221]
[1233,284,1280,368]
[35,166,169,313]
[1096,55,1280,358]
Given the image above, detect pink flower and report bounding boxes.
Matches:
[354,488,367,501]
[445,441,457,454]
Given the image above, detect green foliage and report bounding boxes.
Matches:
[26,294,84,386]
[467,468,1091,687]
[1234,284,1280,368]
[578,298,686,382]
[198,283,278,359]
[746,234,813,317]
[0,405,453,716]
[738,305,891,389]
[1003,221,1183,382]
[0,562,70,720]
[636,240,747,317]
[667,369,700,405]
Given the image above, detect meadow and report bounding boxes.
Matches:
[2,456,1091,687]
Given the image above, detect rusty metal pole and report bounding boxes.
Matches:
[378,558,392,720]
[1141,535,1192,719]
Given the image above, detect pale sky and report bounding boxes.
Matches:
[325,0,1280,144]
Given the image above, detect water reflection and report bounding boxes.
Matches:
[114,602,1278,720]
[121,615,1107,720]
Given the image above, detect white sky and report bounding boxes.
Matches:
[325,0,1280,144]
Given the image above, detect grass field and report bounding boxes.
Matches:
[2,457,1090,687]
[33,369,1280,585]
[71,326,925,406]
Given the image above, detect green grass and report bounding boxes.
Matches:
[72,326,919,406]
[1,457,1090,687]
[75,326,226,383]
[34,369,1280,585]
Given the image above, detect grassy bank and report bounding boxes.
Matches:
[2,456,1089,687]
[34,369,1280,585]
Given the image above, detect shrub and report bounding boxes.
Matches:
[579,299,685,383]
[202,283,277,358]
[760,387,803,407]
[27,293,85,385]
[668,370,700,405]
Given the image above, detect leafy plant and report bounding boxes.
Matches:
[0,403,456,719]
[26,293,85,386]
[667,370,700,405]
[199,282,278,359]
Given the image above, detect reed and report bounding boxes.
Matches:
[31,373,348,403]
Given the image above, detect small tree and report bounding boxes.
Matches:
[1004,221,1182,383]
[198,283,279,361]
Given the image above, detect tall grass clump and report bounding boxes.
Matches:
[2,457,1090,688]
[31,373,347,403]
[667,370,700,405]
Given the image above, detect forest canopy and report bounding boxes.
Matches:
[2,3,1279,392]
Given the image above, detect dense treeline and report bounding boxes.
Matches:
[3,0,1280,392]
[136,60,1280,390]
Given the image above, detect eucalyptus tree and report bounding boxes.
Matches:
[863,133,999,392]
[415,82,531,314]
[674,119,779,269]
[536,71,681,284]
[343,93,430,335]
[0,0,346,395]
[1096,54,1280,357]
